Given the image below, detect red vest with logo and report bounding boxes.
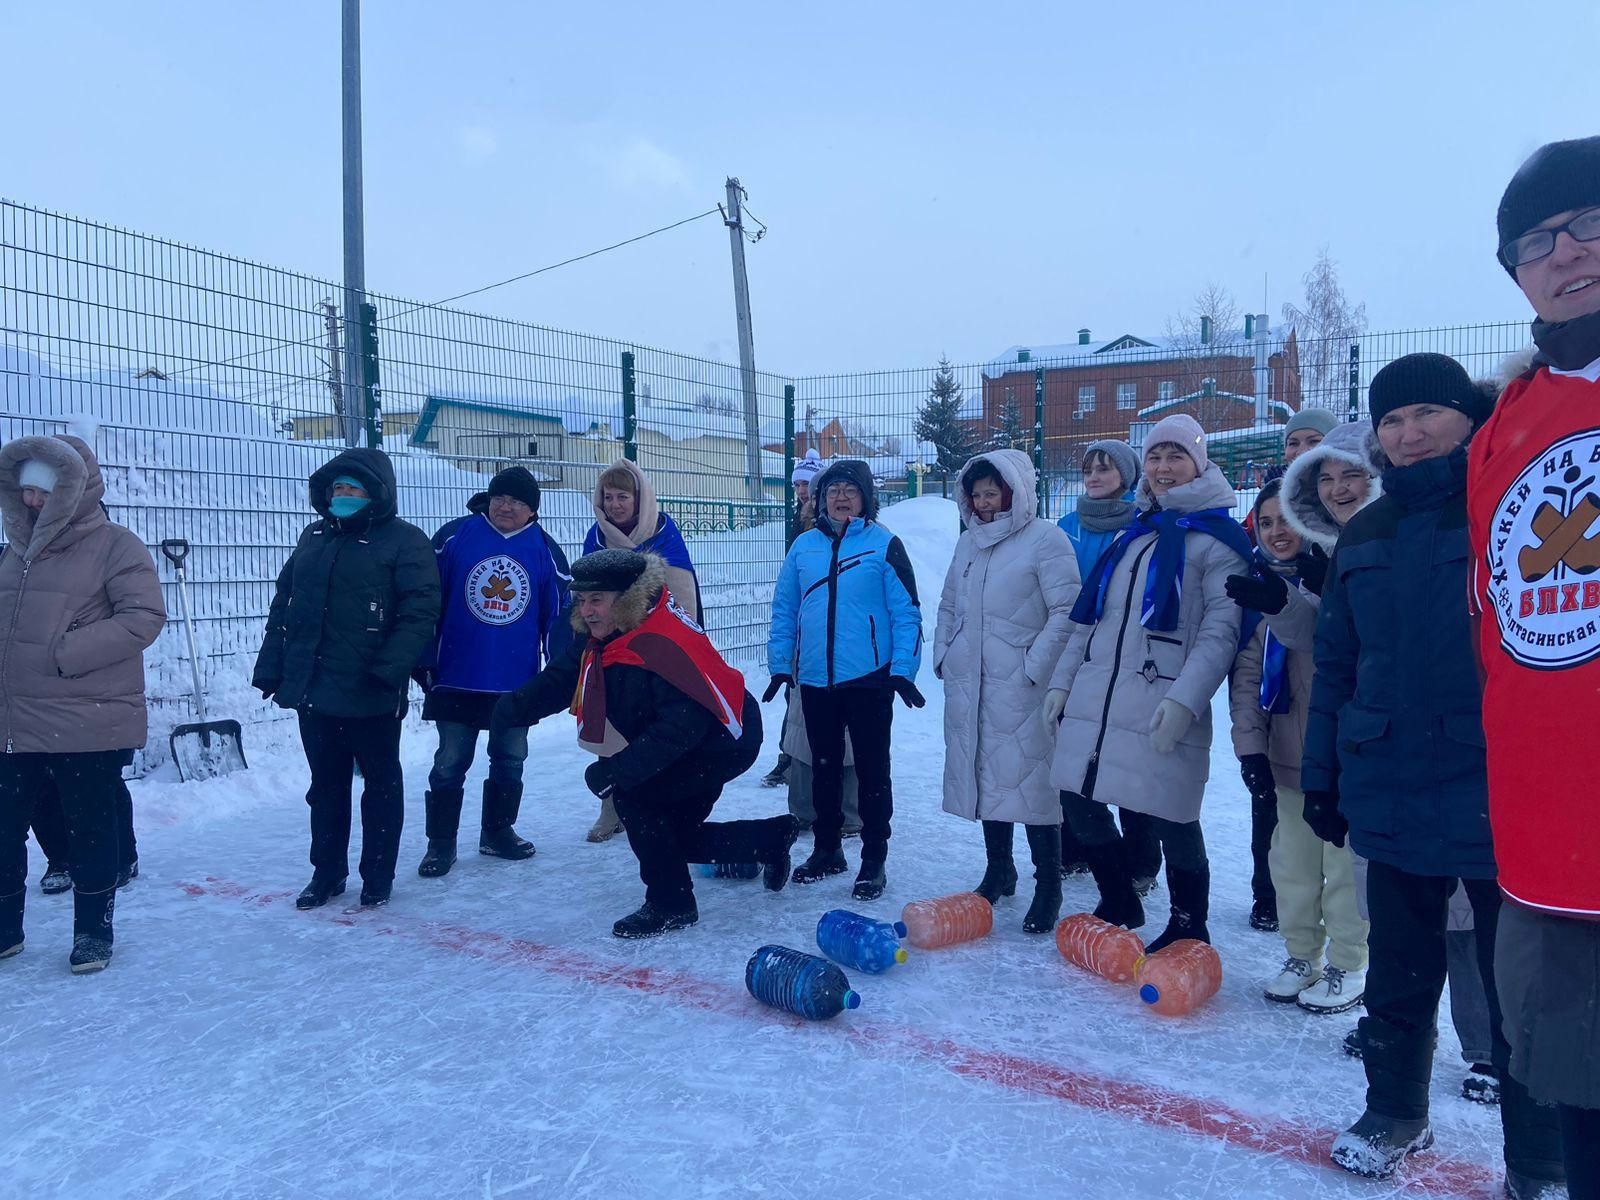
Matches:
[1468,365,1600,917]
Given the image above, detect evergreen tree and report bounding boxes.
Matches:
[915,356,976,494]
[989,394,1027,451]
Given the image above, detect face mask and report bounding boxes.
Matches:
[329,495,371,519]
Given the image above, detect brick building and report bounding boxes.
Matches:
[975,318,1303,480]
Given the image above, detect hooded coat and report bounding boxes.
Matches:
[582,459,701,622]
[767,459,922,689]
[498,555,762,799]
[252,448,441,719]
[0,435,166,753]
[1281,421,1385,554]
[936,451,1081,824]
[1230,554,1317,792]
[1047,464,1249,822]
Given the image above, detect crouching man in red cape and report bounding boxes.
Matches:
[493,549,800,938]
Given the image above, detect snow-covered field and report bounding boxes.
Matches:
[2,499,1503,1199]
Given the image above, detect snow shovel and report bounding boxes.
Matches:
[160,539,248,781]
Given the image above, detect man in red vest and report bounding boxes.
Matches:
[1469,135,1600,1199]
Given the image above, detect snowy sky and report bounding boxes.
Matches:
[4,0,1594,373]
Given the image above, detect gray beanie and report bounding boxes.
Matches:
[1283,407,1337,444]
[1082,439,1139,491]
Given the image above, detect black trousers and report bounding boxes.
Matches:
[1361,861,1562,1179]
[1250,791,1277,906]
[29,776,137,869]
[0,751,125,941]
[800,685,894,862]
[1560,1105,1599,1200]
[613,785,791,911]
[1061,793,1203,871]
[298,711,405,889]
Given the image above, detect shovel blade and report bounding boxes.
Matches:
[170,720,248,782]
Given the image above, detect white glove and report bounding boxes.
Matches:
[1149,698,1194,755]
[1042,689,1067,725]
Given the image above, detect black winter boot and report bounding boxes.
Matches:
[1330,1110,1435,1179]
[1023,824,1063,934]
[479,781,535,860]
[40,862,71,895]
[1082,839,1145,930]
[1144,864,1211,955]
[296,875,347,910]
[1499,1074,1567,1193]
[419,787,464,878]
[792,847,848,885]
[760,753,792,788]
[70,887,115,975]
[761,815,802,892]
[1059,814,1091,878]
[1,888,23,959]
[852,859,886,902]
[613,901,698,939]
[973,820,1018,904]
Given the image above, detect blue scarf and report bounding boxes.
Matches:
[1239,550,1301,715]
[1071,506,1255,636]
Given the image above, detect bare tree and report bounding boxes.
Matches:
[1161,283,1247,429]
[1282,248,1368,412]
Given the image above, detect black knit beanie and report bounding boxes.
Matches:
[1368,353,1491,428]
[1497,137,1600,276]
[486,466,541,512]
[570,548,647,593]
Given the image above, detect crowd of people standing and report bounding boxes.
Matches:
[0,134,1594,1200]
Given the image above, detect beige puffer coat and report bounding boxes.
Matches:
[936,451,1081,824]
[0,436,166,753]
[1048,465,1248,822]
[1229,566,1318,792]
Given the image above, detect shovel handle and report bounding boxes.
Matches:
[160,538,191,569]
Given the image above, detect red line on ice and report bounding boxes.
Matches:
[179,877,1500,1197]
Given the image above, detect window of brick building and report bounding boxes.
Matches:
[1077,385,1096,413]
[1158,380,1175,401]
[1117,382,1138,409]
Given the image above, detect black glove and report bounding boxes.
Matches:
[1225,567,1288,615]
[411,667,437,694]
[891,676,926,708]
[584,760,614,800]
[1302,789,1348,848]
[1238,753,1276,804]
[490,693,521,735]
[762,673,793,703]
[256,680,280,702]
[1297,550,1329,597]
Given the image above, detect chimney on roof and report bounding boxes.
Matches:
[1244,314,1254,339]
[1078,328,1092,346]
[1200,316,1213,345]
[1017,348,1031,363]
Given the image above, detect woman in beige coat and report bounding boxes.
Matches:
[1044,415,1251,953]
[0,435,165,973]
[935,450,1080,932]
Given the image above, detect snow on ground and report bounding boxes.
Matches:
[2,498,1503,1199]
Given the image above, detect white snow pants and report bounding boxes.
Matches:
[1270,786,1370,972]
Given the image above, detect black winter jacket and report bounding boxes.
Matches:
[253,448,441,719]
[1301,447,1493,879]
[499,636,763,800]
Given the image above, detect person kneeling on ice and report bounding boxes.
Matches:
[1226,480,1369,1014]
[492,550,799,939]
[413,467,571,878]
[1303,354,1563,1190]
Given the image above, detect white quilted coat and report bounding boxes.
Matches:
[935,451,1081,824]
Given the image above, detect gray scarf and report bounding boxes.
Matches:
[1077,494,1135,533]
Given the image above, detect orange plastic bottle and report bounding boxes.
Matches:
[1134,939,1223,1016]
[901,892,994,949]
[1054,913,1145,983]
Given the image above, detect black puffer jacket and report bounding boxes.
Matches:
[253,448,441,719]
[500,635,763,801]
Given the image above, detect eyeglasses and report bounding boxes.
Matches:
[825,483,862,499]
[489,494,529,507]
[1502,206,1600,268]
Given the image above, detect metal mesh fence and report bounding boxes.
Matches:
[1,196,1538,759]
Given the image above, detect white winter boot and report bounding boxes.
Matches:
[1297,964,1366,1015]
[1264,956,1322,1003]
[586,794,624,843]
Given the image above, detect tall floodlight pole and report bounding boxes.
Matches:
[724,178,765,502]
[341,0,367,447]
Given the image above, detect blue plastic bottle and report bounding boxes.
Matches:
[816,909,909,974]
[695,862,762,880]
[745,945,862,1020]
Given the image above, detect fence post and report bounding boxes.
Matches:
[783,382,795,523]
[1346,341,1360,421]
[1033,365,1046,516]
[621,351,638,462]
[359,301,381,448]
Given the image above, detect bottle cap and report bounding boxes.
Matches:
[844,990,861,1010]
[892,921,908,938]
[894,948,908,964]
[1139,984,1159,1005]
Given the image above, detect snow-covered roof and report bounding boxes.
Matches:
[983,324,1294,381]
[407,391,784,447]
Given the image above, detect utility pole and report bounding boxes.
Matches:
[320,300,345,427]
[340,0,367,448]
[724,178,764,502]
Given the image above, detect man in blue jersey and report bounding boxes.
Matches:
[414,467,570,878]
